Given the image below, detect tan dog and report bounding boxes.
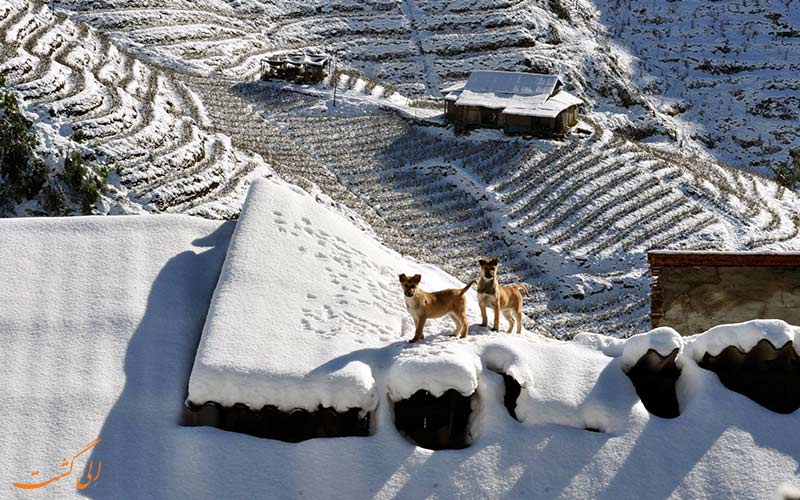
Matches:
[399,274,477,343]
[476,258,528,334]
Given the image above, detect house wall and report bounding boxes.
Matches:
[554,107,579,132]
[451,105,501,127]
[502,113,530,133]
[445,101,460,123]
[650,258,800,335]
[451,104,578,135]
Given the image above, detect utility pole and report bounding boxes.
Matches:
[331,52,338,108]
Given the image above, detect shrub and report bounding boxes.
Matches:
[62,150,103,214]
[771,148,800,188]
[0,92,46,202]
[42,183,67,215]
[79,178,100,214]
[549,0,571,22]
[63,150,85,190]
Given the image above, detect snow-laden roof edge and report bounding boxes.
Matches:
[621,327,683,371]
[687,319,800,359]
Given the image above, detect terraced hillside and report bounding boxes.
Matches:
[2,0,800,338]
[52,0,800,173]
[0,0,269,217]
[597,0,800,174]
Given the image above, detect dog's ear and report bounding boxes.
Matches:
[489,258,499,266]
[478,258,487,266]
[411,274,421,284]
[399,273,407,283]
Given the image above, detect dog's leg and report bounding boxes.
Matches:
[492,305,500,332]
[480,303,488,327]
[448,313,460,337]
[516,309,523,334]
[410,315,427,343]
[459,310,469,338]
[503,310,514,333]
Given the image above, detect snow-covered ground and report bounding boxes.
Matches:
[2,0,800,497]
[1,180,799,500]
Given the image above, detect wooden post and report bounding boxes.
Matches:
[331,53,338,108]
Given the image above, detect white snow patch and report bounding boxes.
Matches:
[1,193,800,499]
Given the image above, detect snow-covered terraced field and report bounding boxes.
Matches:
[48,0,800,172]
[0,0,270,218]
[596,0,800,174]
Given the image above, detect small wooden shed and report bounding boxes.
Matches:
[260,51,331,84]
[443,71,582,135]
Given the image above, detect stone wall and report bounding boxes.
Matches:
[649,252,800,335]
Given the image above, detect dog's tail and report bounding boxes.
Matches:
[516,283,529,297]
[460,279,477,296]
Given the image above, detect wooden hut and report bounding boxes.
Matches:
[260,52,331,84]
[443,71,582,135]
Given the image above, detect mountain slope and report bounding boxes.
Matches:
[2,0,800,338]
[0,0,270,217]
[50,0,800,172]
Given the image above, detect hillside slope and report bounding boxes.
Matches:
[2,0,800,338]
[50,0,800,172]
[0,0,270,217]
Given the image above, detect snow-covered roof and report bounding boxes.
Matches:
[264,51,330,66]
[1,184,800,499]
[440,80,467,94]
[464,71,561,96]
[504,90,585,118]
[444,89,462,102]
[444,71,582,118]
[187,178,480,412]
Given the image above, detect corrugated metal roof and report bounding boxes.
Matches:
[464,71,560,96]
[441,80,467,94]
[504,91,583,118]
